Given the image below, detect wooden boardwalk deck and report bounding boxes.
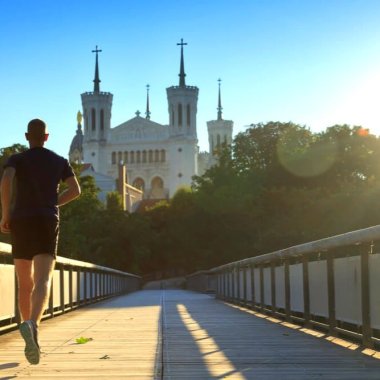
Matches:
[0,290,379,379]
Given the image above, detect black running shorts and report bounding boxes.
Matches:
[10,216,59,260]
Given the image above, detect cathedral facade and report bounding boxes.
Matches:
[69,41,233,200]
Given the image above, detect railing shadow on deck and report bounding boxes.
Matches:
[187,224,380,350]
[165,290,380,379]
[0,242,141,335]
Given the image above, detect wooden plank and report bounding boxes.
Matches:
[0,290,162,379]
[0,289,379,379]
[162,290,380,379]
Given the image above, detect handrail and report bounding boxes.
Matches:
[211,224,380,272]
[0,242,139,276]
[0,242,141,334]
[187,225,380,349]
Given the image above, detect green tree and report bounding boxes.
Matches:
[0,144,28,178]
[58,174,103,260]
[0,144,28,243]
[106,191,123,211]
[315,125,380,187]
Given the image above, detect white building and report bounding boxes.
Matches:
[69,41,233,200]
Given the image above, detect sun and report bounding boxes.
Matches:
[311,70,380,135]
[331,71,380,134]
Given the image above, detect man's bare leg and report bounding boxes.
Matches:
[14,259,34,321]
[18,254,55,365]
[30,254,55,325]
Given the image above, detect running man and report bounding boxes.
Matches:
[0,118,81,365]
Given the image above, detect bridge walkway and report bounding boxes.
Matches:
[0,290,379,379]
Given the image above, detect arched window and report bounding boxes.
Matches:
[91,108,96,130]
[133,177,145,191]
[187,104,191,127]
[100,109,104,130]
[136,151,141,163]
[149,150,153,163]
[124,151,128,164]
[118,151,122,164]
[171,108,175,126]
[160,149,166,162]
[154,149,160,162]
[130,151,135,164]
[178,103,182,127]
[142,150,147,163]
[217,134,221,147]
[150,176,165,199]
[111,152,116,165]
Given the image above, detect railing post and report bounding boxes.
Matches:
[327,253,337,336]
[223,270,227,300]
[230,267,235,302]
[243,264,247,306]
[284,258,291,321]
[14,271,21,325]
[250,264,255,309]
[83,271,88,304]
[217,272,220,298]
[95,271,98,300]
[48,276,54,318]
[90,271,94,301]
[302,256,311,327]
[236,264,241,304]
[270,262,276,314]
[260,265,264,312]
[361,243,373,348]
[69,266,73,310]
[59,266,65,314]
[218,271,223,299]
[77,268,81,306]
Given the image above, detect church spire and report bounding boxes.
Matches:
[92,45,102,93]
[217,78,223,120]
[145,84,151,119]
[177,38,187,87]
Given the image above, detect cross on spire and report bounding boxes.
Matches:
[92,45,102,54]
[92,45,102,93]
[177,38,187,87]
[177,38,187,48]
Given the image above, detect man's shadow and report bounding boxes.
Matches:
[0,362,20,380]
[0,362,19,379]
[0,363,19,370]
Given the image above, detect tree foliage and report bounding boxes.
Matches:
[0,144,28,243]
[2,122,380,276]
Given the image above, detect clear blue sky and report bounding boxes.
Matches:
[1,0,380,157]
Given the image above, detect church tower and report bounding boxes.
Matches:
[81,46,113,173]
[166,40,199,196]
[166,39,199,139]
[207,79,233,157]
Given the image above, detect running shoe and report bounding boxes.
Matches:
[19,320,40,365]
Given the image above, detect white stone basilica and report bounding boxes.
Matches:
[69,41,233,200]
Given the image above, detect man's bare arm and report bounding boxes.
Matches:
[58,176,81,207]
[0,167,15,233]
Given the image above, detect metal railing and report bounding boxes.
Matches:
[0,242,141,334]
[208,225,380,349]
[186,270,216,293]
